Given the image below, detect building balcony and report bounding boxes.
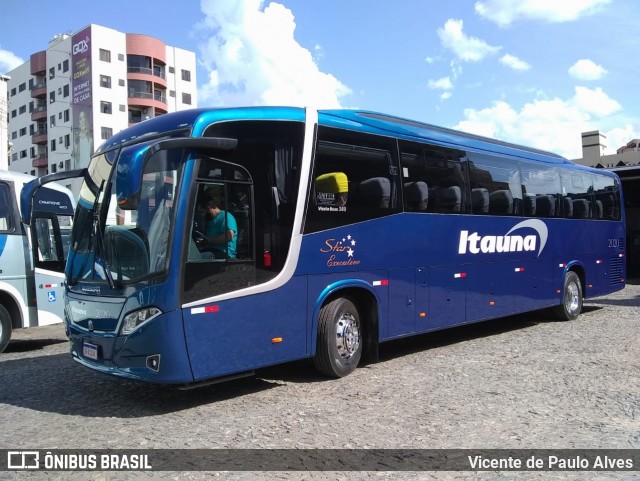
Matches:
[32,154,48,168]
[127,70,167,89]
[128,90,168,111]
[30,81,47,98]
[31,129,47,144]
[31,105,47,121]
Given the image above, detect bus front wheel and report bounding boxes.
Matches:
[313,297,362,378]
[553,271,583,321]
[0,304,12,353]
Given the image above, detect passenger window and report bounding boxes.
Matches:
[468,154,523,216]
[519,163,562,218]
[399,141,468,214]
[593,175,620,221]
[304,128,400,233]
[0,183,14,232]
[561,172,593,219]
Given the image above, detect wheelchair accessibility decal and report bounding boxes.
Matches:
[48,291,56,302]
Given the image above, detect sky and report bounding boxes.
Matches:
[1,0,639,159]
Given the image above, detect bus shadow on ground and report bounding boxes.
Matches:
[0,353,281,418]
[0,306,615,417]
[4,338,67,353]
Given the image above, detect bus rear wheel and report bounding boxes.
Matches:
[553,271,583,321]
[0,304,12,353]
[313,297,362,378]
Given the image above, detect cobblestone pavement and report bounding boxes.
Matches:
[1,282,639,481]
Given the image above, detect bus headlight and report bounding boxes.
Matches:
[121,307,162,335]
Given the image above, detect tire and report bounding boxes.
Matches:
[553,271,583,321]
[0,304,12,353]
[313,297,362,378]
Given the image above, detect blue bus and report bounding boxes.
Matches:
[21,107,625,384]
[1,170,75,352]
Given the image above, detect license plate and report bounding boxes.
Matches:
[82,341,98,360]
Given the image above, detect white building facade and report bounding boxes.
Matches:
[1,74,9,171]
[6,24,197,186]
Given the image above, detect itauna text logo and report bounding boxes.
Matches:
[458,219,548,257]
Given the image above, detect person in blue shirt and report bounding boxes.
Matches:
[196,192,237,259]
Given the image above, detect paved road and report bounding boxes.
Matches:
[1,283,639,480]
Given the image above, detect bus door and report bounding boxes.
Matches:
[31,188,74,326]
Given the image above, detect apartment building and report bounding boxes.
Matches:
[6,24,197,184]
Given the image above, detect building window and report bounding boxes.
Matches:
[118,79,125,87]
[181,69,191,82]
[169,90,175,97]
[11,153,18,162]
[169,66,175,74]
[64,134,71,148]
[59,112,62,119]
[63,59,69,72]
[51,163,57,173]
[100,101,112,114]
[19,127,26,136]
[100,75,111,88]
[64,109,70,122]
[20,150,27,159]
[58,63,61,71]
[19,105,26,114]
[182,92,192,105]
[118,53,124,61]
[11,131,17,139]
[101,127,113,139]
[49,91,55,104]
[11,110,16,118]
[30,147,35,157]
[99,48,111,62]
[119,104,126,112]
[51,139,56,151]
[18,83,26,92]
[10,87,16,96]
[63,84,70,97]
[50,115,56,127]
[49,67,55,80]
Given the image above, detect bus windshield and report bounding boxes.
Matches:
[68,142,183,287]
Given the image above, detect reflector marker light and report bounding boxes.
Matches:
[419,312,426,318]
[619,253,624,258]
[454,272,467,278]
[44,283,58,288]
[514,267,525,272]
[596,259,603,264]
[588,284,593,289]
[489,301,495,306]
[272,337,283,344]
[191,305,220,315]
[372,280,389,286]
[559,263,566,268]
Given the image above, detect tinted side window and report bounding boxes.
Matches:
[400,141,469,214]
[0,183,15,232]
[561,171,593,219]
[304,128,400,233]
[593,174,620,221]
[519,163,562,218]
[468,154,523,216]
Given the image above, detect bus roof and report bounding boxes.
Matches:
[97,107,617,175]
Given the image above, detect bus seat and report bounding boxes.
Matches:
[573,199,590,218]
[563,197,573,218]
[315,172,349,207]
[489,190,513,215]
[404,181,429,211]
[594,200,603,219]
[359,177,390,208]
[471,188,489,214]
[523,194,536,216]
[435,186,462,213]
[535,194,555,217]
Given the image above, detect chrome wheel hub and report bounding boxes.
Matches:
[335,313,360,360]
[566,282,580,313]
